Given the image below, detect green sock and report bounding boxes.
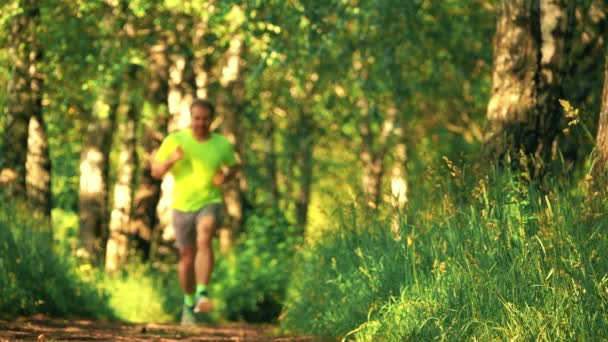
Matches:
[196,284,208,297]
[184,294,194,307]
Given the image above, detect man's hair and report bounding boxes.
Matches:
[190,98,215,117]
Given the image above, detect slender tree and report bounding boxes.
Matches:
[593,52,608,185]
[1,0,41,197]
[217,20,247,251]
[131,41,170,261]
[293,109,314,227]
[25,109,51,216]
[78,83,119,258]
[105,65,141,272]
[24,3,51,215]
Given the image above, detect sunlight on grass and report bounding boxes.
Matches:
[283,163,608,340]
[103,268,176,323]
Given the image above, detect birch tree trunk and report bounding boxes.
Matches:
[26,110,51,216]
[485,0,542,160]
[24,18,50,216]
[266,118,280,203]
[105,66,141,272]
[78,89,119,259]
[294,110,314,229]
[154,34,198,259]
[1,0,40,196]
[360,101,397,208]
[131,43,169,261]
[388,122,407,237]
[536,0,572,163]
[592,53,608,187]
[217,28,247,253]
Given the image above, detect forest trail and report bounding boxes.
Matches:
[0,315,317,342]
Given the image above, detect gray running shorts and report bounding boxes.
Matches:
[172,203,222,249]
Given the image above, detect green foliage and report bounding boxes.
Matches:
[50,209,182,323]
[1,1,606,337]
[0,194,113,319]
[102,264,181,323]
[283,205,409,337]
[283,162,608,340]
[212,207,302,322]
[95,208,301,324]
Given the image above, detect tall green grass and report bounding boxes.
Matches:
[0,195,113,318]
[283,163,608,340]
[102,264,182,323]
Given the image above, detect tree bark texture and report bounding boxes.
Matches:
[78,91,119,259]
[564,0,607,106]
[294,110,314,229]
[360,102,397,208]
[131,43,169,261]
[536,0,573,161]
[26,110,51,216]
[485,0,542,158]
[593,53,608,176]
[217,31,247,252]
[24,25,50,216]
[389,136,407,238]
[105,66,141,272]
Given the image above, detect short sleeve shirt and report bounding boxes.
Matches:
[154,130,237,211]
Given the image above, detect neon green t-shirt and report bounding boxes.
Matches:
[155,130,237,212]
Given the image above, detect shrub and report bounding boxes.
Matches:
[0,194,112,319]
[212,207,302,322]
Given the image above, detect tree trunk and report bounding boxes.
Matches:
[359,102,397,208]
[1,1,40,196]
[485,0,542,159]
[167,53,197,132]
[266,118,280,203]
[24,25,50,216]
[593,53,608,185]
[154,37,198,258]
[388,124,407,237]
[217,30,247,253]
[105,66,141,272]
[564,0,607,106]
[78,90,119,260]
[361,146,384,208]
[191,8,215,100]
[536,0,573,162]
[26,110,51,216]
[131,43,170,261]
[294,110,314,229]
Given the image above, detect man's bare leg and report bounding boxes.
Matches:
[194,215,216,312]
[179,246,196,295]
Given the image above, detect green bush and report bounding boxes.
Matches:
[212,207,302,322]
[0,195,113,319]
[102,264,181,323]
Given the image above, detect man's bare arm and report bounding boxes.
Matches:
[151,147,184,180]
[212,164,241,186]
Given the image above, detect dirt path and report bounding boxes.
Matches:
[0,315,319,342]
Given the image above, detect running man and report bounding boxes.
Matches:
[151,99,238,325]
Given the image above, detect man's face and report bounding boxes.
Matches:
[191,105,213,136]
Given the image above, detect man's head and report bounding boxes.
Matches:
[190,99,215,137]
